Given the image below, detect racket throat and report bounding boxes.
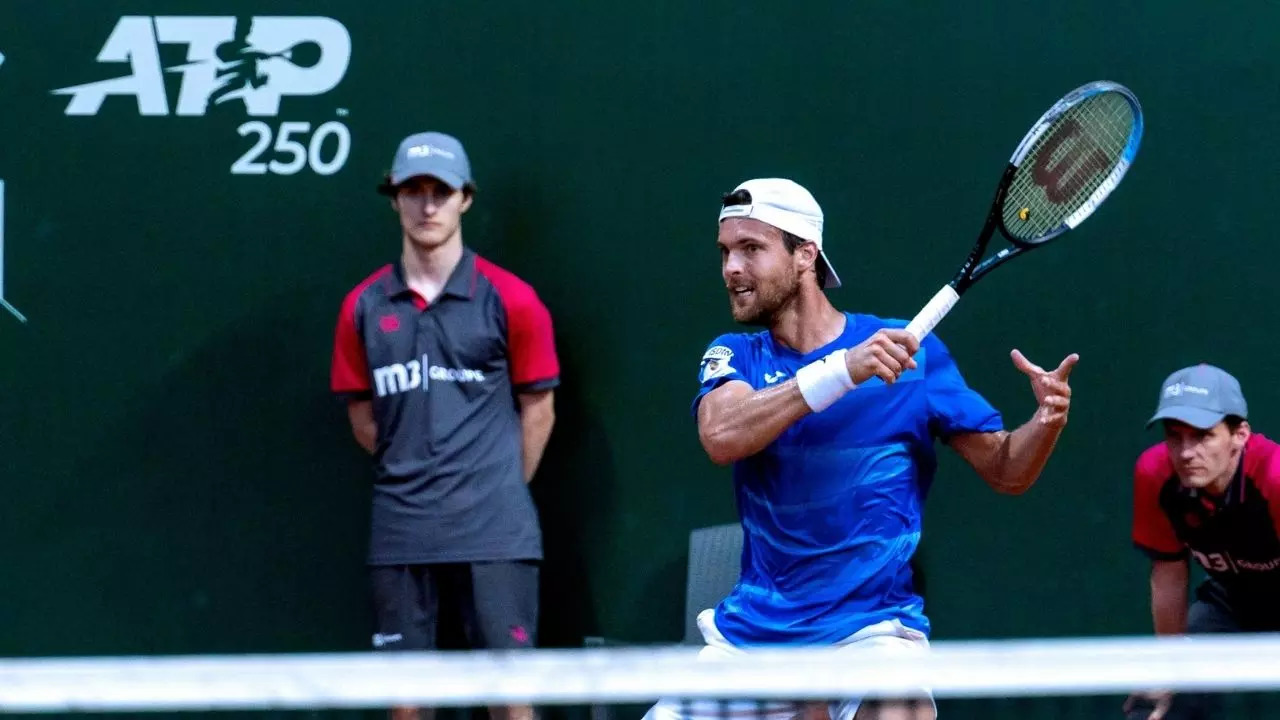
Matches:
[953,164,1018,293]
[950,212,1000,294]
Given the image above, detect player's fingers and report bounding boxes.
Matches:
[1040,411,1068,427]
[880,329,921,356]
[1010,348,1045,377]
[870,343,900,367]
[871,346,904,377]
[868,359,898,385]
[1042,396,1070,410]
[1040,401,1068,416]
[868,337,913,370]
[885,343,916,368]
[1041,377,1071,398]
[879,338,914,369]
[1053,353,1081,380]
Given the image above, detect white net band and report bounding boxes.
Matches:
[4,634,1280,713]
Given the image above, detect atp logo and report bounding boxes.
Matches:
[53,16,349,117]
[53,16,353,176]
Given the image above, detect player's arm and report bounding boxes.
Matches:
[1150,558,1190,634]
[500,277,559,483]
[346,400,377,455]
[1121,558,1187,719]
[518,390,555,483]
[948,350,1077,494]
[1125,454,1187,720]
[697,380,813,465]
[1131,450,1190,633]
[698,329,920,465]
[947,420,1062,495]
[332,290,376,455]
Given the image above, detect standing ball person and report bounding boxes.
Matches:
[331,131,559,720]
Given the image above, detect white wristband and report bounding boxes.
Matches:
[794,349,856,412]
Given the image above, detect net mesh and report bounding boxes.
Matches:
[3,635,1280,719]
[1002,91,1135,241]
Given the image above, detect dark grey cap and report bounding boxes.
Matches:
[378,131,474,195]
[1146,364,1248,430]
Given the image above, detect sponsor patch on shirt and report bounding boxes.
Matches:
[700,345,737,383]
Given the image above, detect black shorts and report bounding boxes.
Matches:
[369,560,538,651]
[1191,580,1279,632]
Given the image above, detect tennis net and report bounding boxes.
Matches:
[3,634,1280,719]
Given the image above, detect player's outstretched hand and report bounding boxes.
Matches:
[845,329,921,385]
[1011,349,1079,429]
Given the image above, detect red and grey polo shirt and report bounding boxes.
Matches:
[331,248,559,565]
[1132,434,1280,622]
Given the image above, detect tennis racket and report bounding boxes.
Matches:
[903,80,1144,342]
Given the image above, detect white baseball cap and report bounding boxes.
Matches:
[717,178,842,289]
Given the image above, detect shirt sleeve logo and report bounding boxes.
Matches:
[699,345,737,383]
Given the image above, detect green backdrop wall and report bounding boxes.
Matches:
[2,0,1278,715]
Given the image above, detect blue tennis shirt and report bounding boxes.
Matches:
[693,313,1003,645]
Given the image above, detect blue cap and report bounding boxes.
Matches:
[380,131,474,194]
[1146,364,1248,430]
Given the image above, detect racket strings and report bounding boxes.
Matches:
[1003,92,1135,241]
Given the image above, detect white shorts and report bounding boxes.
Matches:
[641,609,935,720]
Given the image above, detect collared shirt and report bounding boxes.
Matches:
[1133,434,1280,620]
[692,313,1003,645]
[331,248,559,564]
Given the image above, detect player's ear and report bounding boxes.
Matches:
[798,240,819,274]
[1235,420,1252,445]
[459,188,474,214]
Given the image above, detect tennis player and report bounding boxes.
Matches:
[1125,364,1280,720]
[645,178,1078,720]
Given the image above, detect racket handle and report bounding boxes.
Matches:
[905,285,959,342]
